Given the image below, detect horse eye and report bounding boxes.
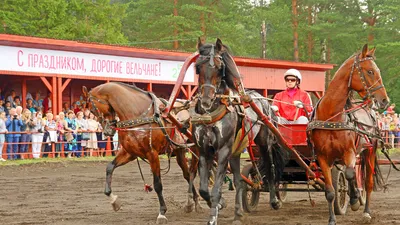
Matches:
[367,70,374,76]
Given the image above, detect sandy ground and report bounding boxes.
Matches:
[0,159,399,225]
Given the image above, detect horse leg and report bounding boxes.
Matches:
[208,146,230,225]
[147,151,168,224]
[198,153,212,208]
[189,147,204,212]
[104,148,135,212]
[175,147,202,213]
[319,157,336,225]
[267,144,281,210]
[343,150,360,211]
[363,149,375,223]
[229,155,244,224]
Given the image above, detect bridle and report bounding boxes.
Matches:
[87,92,116,127]
[348,54,384,101]
[195,45,226,106]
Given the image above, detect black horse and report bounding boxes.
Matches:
[193,38,287,225]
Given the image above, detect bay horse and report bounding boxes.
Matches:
[308,44,390,225]
[82,83,202,224]
[194,38,286,225]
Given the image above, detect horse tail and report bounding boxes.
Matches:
[359,140,385,191]
[257,141,288,185]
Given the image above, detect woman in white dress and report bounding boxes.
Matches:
[86,112,98,157]
[31,111,45,159]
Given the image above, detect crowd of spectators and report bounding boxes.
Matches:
[0,89,119,161]
[377,103,400,149]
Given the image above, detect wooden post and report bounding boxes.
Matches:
[106,137,111,156]
[51,77,57,114]
[22,78,27,109]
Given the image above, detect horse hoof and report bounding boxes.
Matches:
[271,201,282,210]
[362,213,372,223]
[184,203,194,213]
[218,197,227,210]
[110,194,122,212]
[350,201,360,211]
[207,219,217,225]
[328,221,336,225]
[156,214,168,224]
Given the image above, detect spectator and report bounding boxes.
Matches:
[0,87,4,100]
[83,109,90,119]
[6,90,16,106]
[0,99,4,112]
[43,113,57,158]
[76,111,88,157]
[26,92,33,101]
[55,115,64,158]
[0,111,7,161]
[387,103,395,115]
[13,96,21,107]
[19,109,34,159]
[42,92,52,113]
[31,111,45,159]
[27,98,35,113]
[32,91,43,109]
[64,110,78,158]
[58,112,67,152]
[112,116,120,156]
[62,102,71,114]
[16,106,23,118]
[72,102,81,114]
[96,121,106,157]
[86,112,98,157]
[5,108,23,160]
[4,101,11,116]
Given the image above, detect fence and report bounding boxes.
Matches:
[0,130,119,160]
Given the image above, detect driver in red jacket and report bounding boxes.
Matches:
[271,69,313,124]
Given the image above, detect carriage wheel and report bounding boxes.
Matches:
[332,166,349,215]
[358,188,366,206]
[277,183,288,203]
[241,164,260,213]
[355,164,366,206]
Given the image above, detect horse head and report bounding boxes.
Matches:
[82,86,116,137]
[348,44,390,109]
[195,38,226,111]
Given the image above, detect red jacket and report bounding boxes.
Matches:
[273,88,313,121]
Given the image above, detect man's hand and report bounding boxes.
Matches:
[293,100,304,108]
[271,105,279,112]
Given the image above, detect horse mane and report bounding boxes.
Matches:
[197,43,242,91]
[112,82,149,95]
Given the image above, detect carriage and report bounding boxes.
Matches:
[241,123,366,215]
[85,39,393,225]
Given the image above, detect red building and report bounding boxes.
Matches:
[0,34,334,114]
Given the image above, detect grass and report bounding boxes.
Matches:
[0,156,114,166]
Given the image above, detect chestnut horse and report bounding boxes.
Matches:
[194,38,286,225]
[82,83,202,224]
[308,44,390,225]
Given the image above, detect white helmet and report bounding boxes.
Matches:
[284,69,302,83]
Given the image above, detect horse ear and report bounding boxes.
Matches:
[216,38,223,51]
[197,37,206,50]
[361,44,368,58]
[367,47,376,57]
[82,86,88,98]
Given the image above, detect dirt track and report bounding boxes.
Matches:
[0,159,399,225]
